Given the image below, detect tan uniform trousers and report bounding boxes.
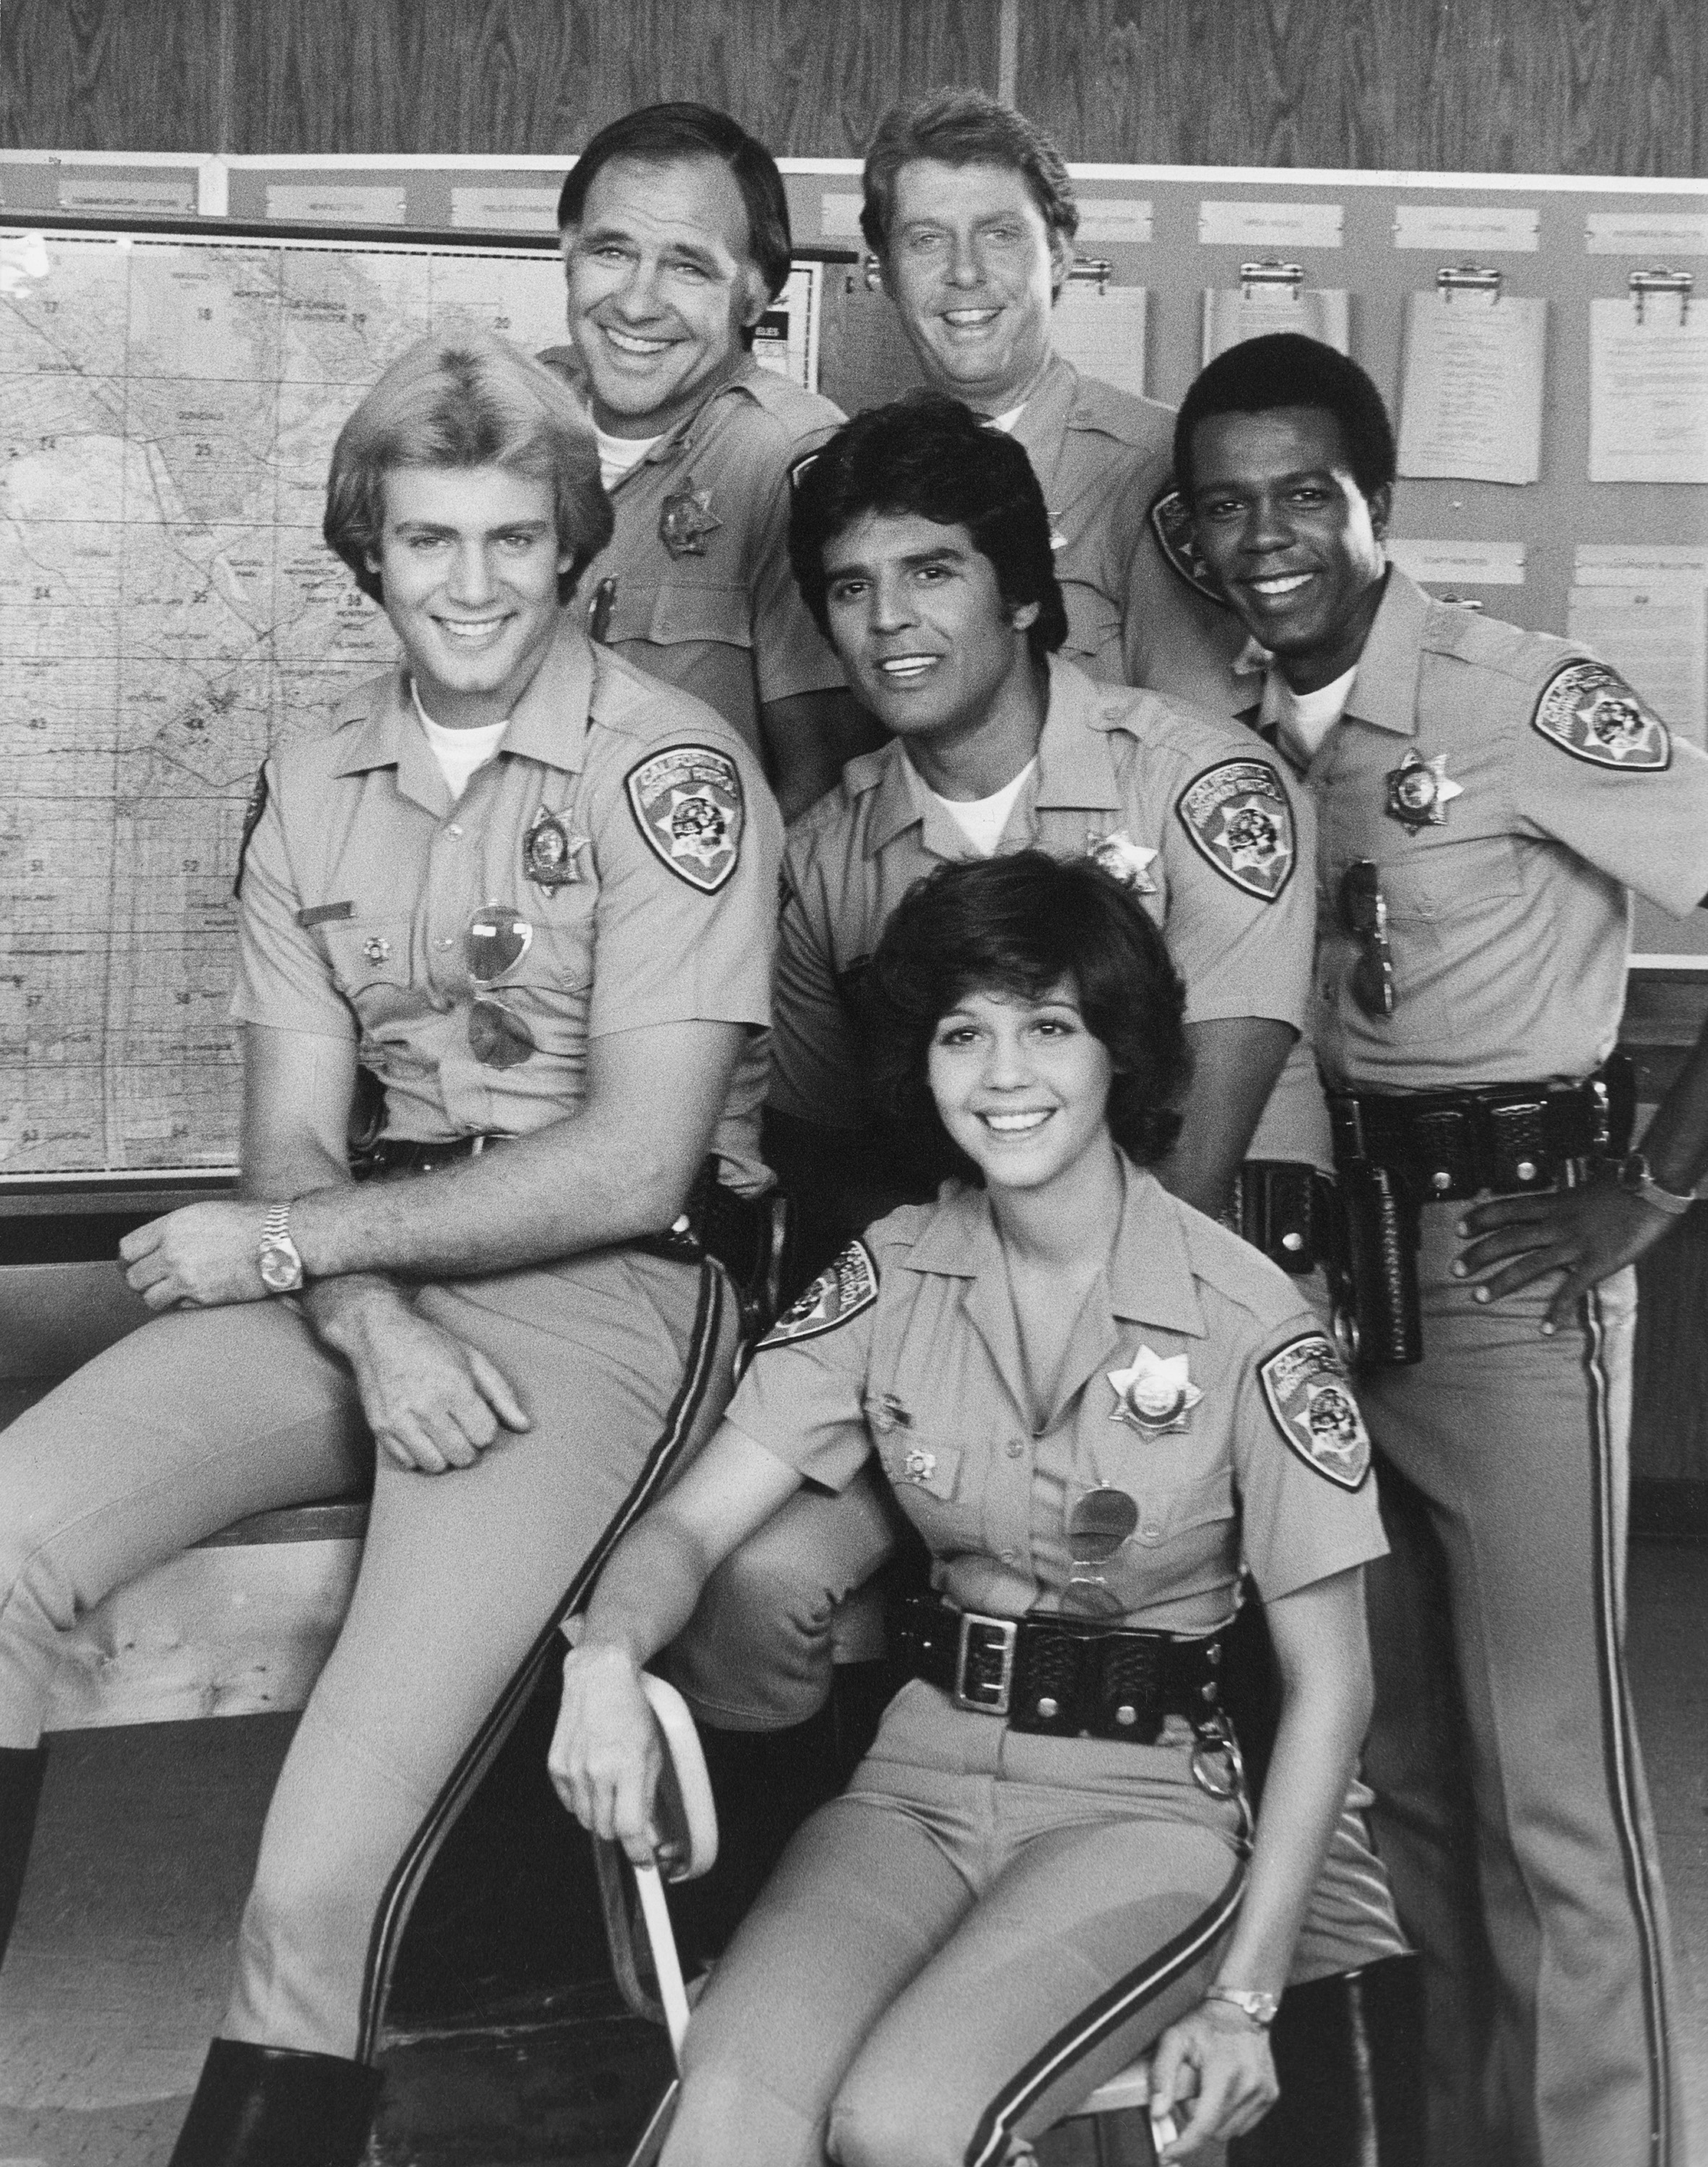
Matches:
[0,1250,737,2063]
[663,1680,1248,2167]
[1358,1206,1678,2167]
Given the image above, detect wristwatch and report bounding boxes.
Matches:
[257,1204,306,1294]
[1203,1986,1280,2029]
[1616,1150,1696,1220]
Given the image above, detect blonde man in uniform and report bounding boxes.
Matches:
[543,101,879,821]
[0,334,780,2167]
[1179,329,1708,2167]
[860,87,1249,717]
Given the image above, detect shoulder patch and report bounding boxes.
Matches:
[1149,487,1231,608]
[1175,757,1295,901]
[1530,660,1670,772]
[1257,1333,1371,1492]
[758,1240,879,1349]
[233,764,269,899]
[625,744,745,893]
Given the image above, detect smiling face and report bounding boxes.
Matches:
[928,982,1115,1195]
[882,160,1067,413]
[561,154,768,438]
[820,509,1039,766]
[370,464,571,726]
[1185,405,1390,692]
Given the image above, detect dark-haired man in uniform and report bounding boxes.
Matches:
[543,101,879,820]
[1179,328,1708,2167]
[859,88,1249,718]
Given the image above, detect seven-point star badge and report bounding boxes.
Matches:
[1108,1346,1202,1437]
[1384,750,1463,831]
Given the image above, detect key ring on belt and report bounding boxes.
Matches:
[1191,1715,1254,1849]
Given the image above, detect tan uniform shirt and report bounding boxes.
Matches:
[768,654,1330,1168]
[1011,355,1251,717]
[1302,568,1708,1091]
[538,350,846,755]
[232,624,782,1192]
[727,1156,1385,1630]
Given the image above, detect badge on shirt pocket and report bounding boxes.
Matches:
[1108,1346,1202,1437]
[659,475,721,558]
[1384,751,1463,832]
[524,804,586,891]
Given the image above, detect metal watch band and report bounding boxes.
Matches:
[264,1204,292,1242]
[1203,1986,1279,2028]
[1621,1151,1696,1219]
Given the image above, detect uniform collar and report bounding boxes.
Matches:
[331,621,596,808]
[906,1155,1207,1341]
[1006,352,1080,453]
[548,347,765,474]
[1342,566,1431,738]
[857,653,1118,858]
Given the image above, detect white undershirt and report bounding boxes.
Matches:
[926,759,1037,856]
[595,426,662,490]
[412,679,509,801]
[1260,662,1358,771]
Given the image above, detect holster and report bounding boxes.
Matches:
[1327,1156,1424,1370]
[1230,1161,1332,1276]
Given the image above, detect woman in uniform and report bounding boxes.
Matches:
[549,851,1387,2166]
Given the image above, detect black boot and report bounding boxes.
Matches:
[1230,1952,1425,2167]
[0,1742,48,1967]
[168,2039,382,2167]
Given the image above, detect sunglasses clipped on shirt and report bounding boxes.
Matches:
[1062,1486,1140,1619]
[465,902,536,1069]
[1338,859,1396,1020]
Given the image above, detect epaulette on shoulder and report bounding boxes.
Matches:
[733,366,845,442]
[589,643,745,752]
[1422,594,1574,688]
[1068,373,1176,457]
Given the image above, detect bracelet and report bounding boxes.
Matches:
[1202,1985,1279,2029]
[1617,1150,1696,1220]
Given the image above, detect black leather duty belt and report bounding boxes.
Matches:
[1232,1159,1335,1276]
[896,1593,1226,1744]
[360,1133,507,1177]
[1327,1076,1613,1205]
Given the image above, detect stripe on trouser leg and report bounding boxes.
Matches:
[1582,1283,1671,2167]
[962,1858,1247,2167]
[352,1260,727,2062]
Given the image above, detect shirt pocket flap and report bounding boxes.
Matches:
[879,1436,962,1503]
[318,916,412,996]
[1083,1445,1233,1549]
[649,582,753,652]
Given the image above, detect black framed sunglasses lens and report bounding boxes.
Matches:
[1062,1486,1138,1619]
[1338,860,1396,1020]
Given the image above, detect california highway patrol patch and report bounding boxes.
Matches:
[1531,660,1670,771]
[658,476,721,558]
[1149,487,1229,606]
[1176,758,1295,901]
[758,1240,879,1349]
[1258,1333,1371,1492]
[625,745,745,893]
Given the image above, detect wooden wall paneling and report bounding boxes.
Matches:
[1018,0,1707,177]
[225,0,1002,160]
[0,0,230,155]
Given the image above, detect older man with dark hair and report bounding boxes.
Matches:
[544,101,878,819]
[0,331,781,2167]
[860,89,1249,717]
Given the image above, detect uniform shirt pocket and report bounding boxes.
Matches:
[316,916,414,1027]
[648,583,754,652]
[1080,1445,1236,1606]
[877,1435,984,1554]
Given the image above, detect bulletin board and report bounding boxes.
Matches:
[4,149,1708,1193]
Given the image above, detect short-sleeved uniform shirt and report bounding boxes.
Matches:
[768,652,1330,1168]
[725,1156,1386,1632]
[537,350,846,756]
[1301,568,1708,1092]
[1010,355,1251,717]
[232,623,783,1193]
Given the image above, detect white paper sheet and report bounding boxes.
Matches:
[1585,212,1708,256]
[1392,204,1539,252]
[1201,283,1349,364]
[449,186,560,233]
[1575,545,1708,585]
[1396,287,1546,483]
[1588,298,1708,483]
[1386,540,1527,586]
[1077,201,1154,246]
[265,183,407,226]
[751,264,822,393]
[1197,201,1343,249]
[1052,286,1148,398]
[1566,581,1708,747]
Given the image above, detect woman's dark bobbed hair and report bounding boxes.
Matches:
[864,851,1190,1180]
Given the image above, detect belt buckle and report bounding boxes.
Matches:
[954,1612,1018,1716]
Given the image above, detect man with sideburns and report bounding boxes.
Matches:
[0,333,779,2167]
